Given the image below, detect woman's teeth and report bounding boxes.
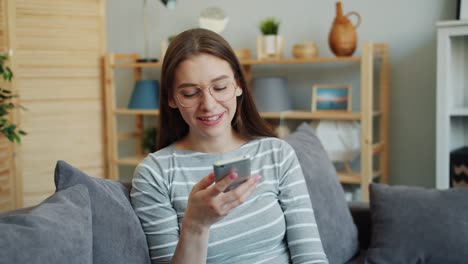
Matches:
[200,115,221,121]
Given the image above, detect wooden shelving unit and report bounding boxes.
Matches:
[436,21,468,189]
[103,42,390,201]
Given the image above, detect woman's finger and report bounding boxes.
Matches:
[224,175,261,206]
[210,172,238,195]
[191,172,215,193]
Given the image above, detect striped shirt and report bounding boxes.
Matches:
[131,137,328,264]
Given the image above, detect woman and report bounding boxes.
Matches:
[131,28,328,264]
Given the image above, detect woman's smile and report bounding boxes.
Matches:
[197,112,225,126]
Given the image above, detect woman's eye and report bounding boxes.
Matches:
[212,84,228,91]
[180,88,200,98]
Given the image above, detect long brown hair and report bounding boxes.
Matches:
[157,28,275,150]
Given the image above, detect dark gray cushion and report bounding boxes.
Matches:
[0,184,92,264]
[284,122,359,263]
[54,160,151,264]
[367,183,468,264]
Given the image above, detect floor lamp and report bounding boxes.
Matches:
[137,0,176,63]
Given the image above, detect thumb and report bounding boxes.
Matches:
[191,172,215,193]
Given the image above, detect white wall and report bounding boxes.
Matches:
[107,0,459,187]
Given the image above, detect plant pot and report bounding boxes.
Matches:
[257,35,284,60]
[264,35,278,54]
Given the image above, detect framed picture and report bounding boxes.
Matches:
[458,0,468,20]
[311,84,352,112]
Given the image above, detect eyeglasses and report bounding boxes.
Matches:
[175,80,238,108]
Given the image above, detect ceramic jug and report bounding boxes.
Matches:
[328,1,361,57]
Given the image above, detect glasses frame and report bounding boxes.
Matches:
[174,80,239,108]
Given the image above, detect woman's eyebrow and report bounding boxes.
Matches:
[210,75,230,82]
[176,75,230,89]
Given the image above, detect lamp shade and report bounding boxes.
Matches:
[253,77,292,112]
[128,80,159,109]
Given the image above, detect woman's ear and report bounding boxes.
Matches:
[236,88,243,96]
[168,98,178,108]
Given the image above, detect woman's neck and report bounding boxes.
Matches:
[176,130,247,154]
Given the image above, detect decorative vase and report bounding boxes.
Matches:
[328,1,361,57]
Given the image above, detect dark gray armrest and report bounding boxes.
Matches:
[349,201,371,250]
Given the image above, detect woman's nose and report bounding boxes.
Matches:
[199,88,217,109]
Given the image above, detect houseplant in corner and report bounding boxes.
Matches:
[257,17,283,60]
[0,53,26,143]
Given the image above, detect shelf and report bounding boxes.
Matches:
[436,20,468,28]
[110,57,361,69]
[260,111,381,120]
[114,109,160,115]
[112,62,162,68]
[116,156,146,166]
[240,57,361,65]
[338,170,381,184]
[117,132,140,140]
[373,142,385,154]
[450,108,468,116]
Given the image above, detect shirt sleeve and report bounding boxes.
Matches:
[130,160,179,264]
[277,141,329,264]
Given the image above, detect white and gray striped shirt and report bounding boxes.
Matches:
[131,137,328,264]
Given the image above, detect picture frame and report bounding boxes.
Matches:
[458,0,468,20]
[311,84,352,112]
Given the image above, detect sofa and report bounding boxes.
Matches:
[1,123,467,264]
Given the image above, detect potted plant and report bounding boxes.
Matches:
[258,17,283,59]
[259,17,280,36]
[0,53,25,143]
[142,127,157,154]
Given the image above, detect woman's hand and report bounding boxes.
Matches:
[182,172,260,233]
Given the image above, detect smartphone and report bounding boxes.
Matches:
[213,155,251,192]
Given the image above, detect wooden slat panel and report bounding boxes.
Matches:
[0,1,14,212]
[0,134,14,212]
[17,66,100,79]
[16,28,101,51]
[16,0,100,17]
[16,50,101,67]
[23,192,50,207]
[15,0,102,51]
[20,99,104,198]
[12,0,106,208]
[0,198,13,211]
[16,13,100,30]
[0,0,6,50]
[18,78,101,101]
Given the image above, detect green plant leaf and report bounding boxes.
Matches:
[0,52,26,144]
[259,17,280,35]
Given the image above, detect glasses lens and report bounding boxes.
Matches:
[176,80,236,107]
[210,81,236,102]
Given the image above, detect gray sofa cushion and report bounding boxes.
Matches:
[367,183,468,264]
[284,122,359,264]
[54,160,151,264]
[0,184,92,264]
